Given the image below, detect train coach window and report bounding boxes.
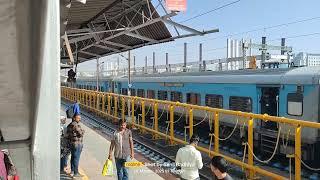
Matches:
[205,94,223,108]
[122,88,128,95]
[229,96,252,112]
[129,88,136,96]
[171,91,183,102]
[137,89,145,97]
[287,93,303,116]
[187,93,201,105]
[158,91,168,100]
[147,90,155,99]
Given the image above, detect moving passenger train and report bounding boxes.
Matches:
[74,66,320,165]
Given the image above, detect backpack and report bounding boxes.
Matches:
[66,107,74,118]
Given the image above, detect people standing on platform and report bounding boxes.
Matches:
[66,114,85,178]
[60,116,67,136]
[107,120,134,180]
[60,116,70,174]
[175,134,203,180]
[210,156,233,180]
[66,100,80,119]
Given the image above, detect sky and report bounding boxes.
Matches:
[76,0,320,72]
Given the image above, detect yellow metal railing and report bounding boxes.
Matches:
[61,87,320,180]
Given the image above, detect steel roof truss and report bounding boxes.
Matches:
[94,44,121,53]
[158,0,180,36]
[102,40,131,49]
[102,12,176,42]
[79,50,101,57]
[103,13,114,36]
[66,28,91,34]
[94,0,147,25]
[125,32,157,43]
[161,19,203,35]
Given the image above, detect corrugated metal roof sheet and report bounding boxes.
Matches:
[62,0,172,63]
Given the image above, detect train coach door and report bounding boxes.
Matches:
[259,87,279,130]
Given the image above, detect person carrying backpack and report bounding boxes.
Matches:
[66,100,80,119]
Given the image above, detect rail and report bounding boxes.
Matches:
[61,86,320,180]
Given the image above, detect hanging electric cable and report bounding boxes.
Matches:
[180,0,241,23]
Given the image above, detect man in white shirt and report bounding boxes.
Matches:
[175,134,203,180]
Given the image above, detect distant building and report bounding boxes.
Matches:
[293,52,320,67]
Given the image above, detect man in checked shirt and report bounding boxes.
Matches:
[66,114,85,178]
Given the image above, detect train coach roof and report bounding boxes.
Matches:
[113,67,320,85]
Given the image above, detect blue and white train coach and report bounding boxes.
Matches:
[76,66,320,164]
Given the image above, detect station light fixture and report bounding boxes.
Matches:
[76,0,86,4]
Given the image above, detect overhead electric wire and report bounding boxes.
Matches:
[204,16,320,42]
[180,0,241,23]
[269,32,320,42]
[164,15,320,49]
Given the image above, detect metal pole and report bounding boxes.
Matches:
[166,53,169,72]
[214,112,219,153]
[141,101,146,134]
[199,43,202,71]
[145,56,148,74]
[128,51,131,122]
[249,39,252,56]
[133,56,136,72]
[75,42,78,75]
[153,103,159,139]
[281,38,287,66]
[230,40,234,70]
[248,118,254,179]
[170,105,175,144]
[184,43,187,72]
[227,38,231,58]
[128,51,131,90]
[242,39,246,69]
[96,58,99,91]
[117,57,120,75]
[295,126,302,180]
[281,38,286,56]
[189,108,193,138]
[261,37,266,69]
[153,52,156,73]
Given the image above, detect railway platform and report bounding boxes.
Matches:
[60,109,168,180]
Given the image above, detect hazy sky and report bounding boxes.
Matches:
[77,0,320,71]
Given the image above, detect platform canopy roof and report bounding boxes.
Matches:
[60,0,219,65]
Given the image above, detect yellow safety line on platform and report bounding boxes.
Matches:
[79,167,89,180]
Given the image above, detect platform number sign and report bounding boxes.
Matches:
[166,0,187,11]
